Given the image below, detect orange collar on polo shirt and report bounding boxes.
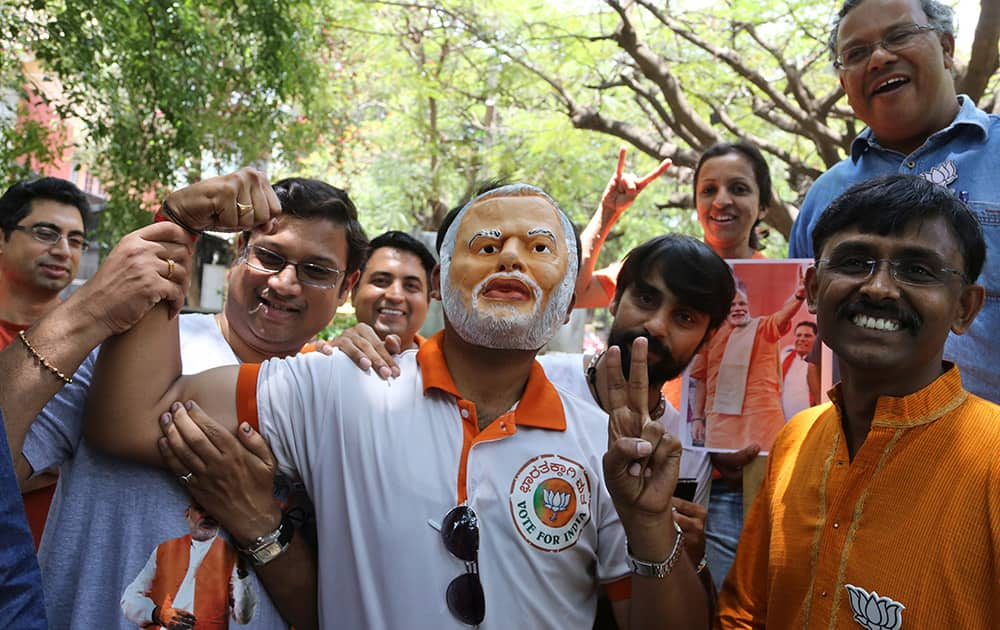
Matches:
[417,330,566,433]
[417,331,566,505]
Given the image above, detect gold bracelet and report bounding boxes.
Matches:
[18,330,72,384]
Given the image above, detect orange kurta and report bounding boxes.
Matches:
[691,312,789,452]
[718,365,1000,629]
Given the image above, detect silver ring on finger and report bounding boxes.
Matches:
[179,472,194,485]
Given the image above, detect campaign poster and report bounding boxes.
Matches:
[679,259,833,455]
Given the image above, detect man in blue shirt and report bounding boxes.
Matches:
[0,410,46,629]
[788,0,1000,402]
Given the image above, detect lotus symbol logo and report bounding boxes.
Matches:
[543,489,571,521]
[845,584,905,630]
[920,160,958,187]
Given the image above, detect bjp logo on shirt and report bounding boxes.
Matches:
[845,584,905,630]
[508,454,592,552]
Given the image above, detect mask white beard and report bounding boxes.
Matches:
[442,269,572,350]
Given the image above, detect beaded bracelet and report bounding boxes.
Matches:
[19,330,72,384]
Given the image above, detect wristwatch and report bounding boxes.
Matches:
[238,513,295,566]
[627,520,685,578]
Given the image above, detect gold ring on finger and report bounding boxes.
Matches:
[166,258,176,280]
[235,200,254,216]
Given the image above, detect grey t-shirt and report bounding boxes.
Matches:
[24,313,293,629]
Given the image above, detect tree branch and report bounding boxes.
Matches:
[955,0,1000,102]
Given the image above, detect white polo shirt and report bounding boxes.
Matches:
[238,332,630,629]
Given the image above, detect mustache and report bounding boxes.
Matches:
[473,271,541,301]
[837,298,922,335]
[611,330,672,360]
[608,330,687,383]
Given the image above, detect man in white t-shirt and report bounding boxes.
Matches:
[6,172,368,630]
[88,175,711,628]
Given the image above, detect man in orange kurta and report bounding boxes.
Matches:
[121,503,256,629]
[718,175,999,628]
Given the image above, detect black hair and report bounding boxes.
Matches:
[0,177,90,239]
[614,234,737,331]
[811,174,985,283]
[795,320,818,334]
[361,230,437,287]
[692,141,773,251]
[262,178,370,277]
[435,179,582,271]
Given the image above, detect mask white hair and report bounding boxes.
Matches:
[439,184,578,350]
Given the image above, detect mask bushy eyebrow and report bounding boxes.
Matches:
[468,228,502,250]
[527,227,557,244]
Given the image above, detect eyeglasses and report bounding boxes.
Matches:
[440,505,485,626]
[817,256,968,286]
[241,245,343,289]
[12,224,89,252]
[834,23,938,70]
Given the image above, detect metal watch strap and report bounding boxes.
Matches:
[627,520,684,578]
[239,513,294,566]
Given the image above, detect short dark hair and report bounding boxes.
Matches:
[362,230,437,287]
[614,234,736,331]
[265,178,369,277]
[0,177,90,239]
[693,142,772,251]
[828,0,954,60]
[435,179,582,271]
[795,320,818,334]
[811,174,986,282]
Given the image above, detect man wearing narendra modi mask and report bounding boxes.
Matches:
[87,178,711,629]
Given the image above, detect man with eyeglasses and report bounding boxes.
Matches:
[788,0,1000,403]
[86,175,712,628]
[10,170,368,630]
[719,175,999,628]
[0,177,90,348]
[0,176,93,548]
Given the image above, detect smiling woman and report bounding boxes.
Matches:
[693,142,773,260]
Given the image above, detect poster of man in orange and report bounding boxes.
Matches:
[685,260,820,454]
[121,503,256,630]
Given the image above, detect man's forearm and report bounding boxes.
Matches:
[0,289,110,473]
[624,517,710,630]
[629,558,709,630]
[253,537,319,630]
[775,291,806,329]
